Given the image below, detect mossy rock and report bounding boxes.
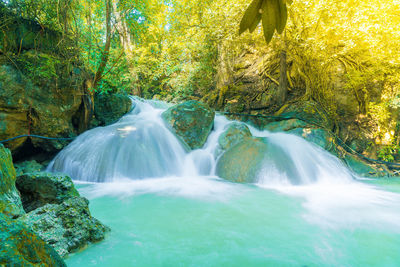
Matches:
[216,137,301,184]
[18,197,110,258]
[162,100,215,150]
[218,122,252,152]
[287,128,336,154]
[0,62,84,152]
[344,154,389,178]
[94,93,132,126]
[0,213,66,266]
[14,160,43,177]
[0,144,24,218]
[264,119,309,132]
[16,172,79,213]
[275,100,334,130]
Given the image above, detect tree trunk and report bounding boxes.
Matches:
[93,0,112,90]
[277,49,288,105]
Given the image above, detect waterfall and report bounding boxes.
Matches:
[49,97,354,185]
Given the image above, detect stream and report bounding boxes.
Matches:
[48,98,400,266]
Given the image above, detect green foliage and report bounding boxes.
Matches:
[378,145,399,162]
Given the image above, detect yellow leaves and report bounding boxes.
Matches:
[239,0,289,43]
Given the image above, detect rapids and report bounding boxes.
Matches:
[48,98,400,266]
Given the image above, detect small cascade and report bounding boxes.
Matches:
[48,99,197,182]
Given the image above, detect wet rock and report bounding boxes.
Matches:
[0,144,24,218]
[274,100,334,130]
[216,137,268,183]
[216,137,300,184]
[94,93,132,126]
[18,197,110,257]
[14,160,43,176]
[344,154,389,178]
[0,213,66,266]
[162,100,215,150]
[16,172,79,213]
[218,122,252,152]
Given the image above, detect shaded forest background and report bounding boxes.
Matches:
[0,0,400,161]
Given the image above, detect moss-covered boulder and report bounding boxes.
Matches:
[16,172,79,213]
[14,160,43,176]
[216,137,268,183]
[0,213,66,266]
[162,100,215,150]
[216,137,300,184]
[94,93,132,126]
[218,122,252,152]
[18,197,110,257]
[0,144,24,218]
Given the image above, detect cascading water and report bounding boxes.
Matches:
[48,98,198,182]
[49,97,353,186]
[48,97,400,267]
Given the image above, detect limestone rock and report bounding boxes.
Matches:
[0,144,24,218]
[216,137,300,184]
[162,100,215,150]
[16,172,79,213]
[0,213,66,267]
[94,93,132,126]
[14,160,43,176]
[18,197,110,257]
[218,122,252,152]
[216,137,268,183]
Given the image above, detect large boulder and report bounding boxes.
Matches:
[0,144,24,218]
[218,122,252,152]
[93,93,132,126]
[0,213,66,266]
[216,137,300,184]
[18,197,110,257]
[216,137,268,183]
[16,172,79,213]
[162,100,215,149]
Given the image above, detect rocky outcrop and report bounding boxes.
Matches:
[93,93,132,126]
[14,172,109,257]
[0,144,24,218]
[162,100,215,150]
[16,172,79,213]
[18,196,110,257]
[0,59,85,153]
[0,213,66,267]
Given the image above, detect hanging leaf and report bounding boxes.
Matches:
[249,12,262,33]
[275,0,287,34]
[239,0,263,34]
[261,0,276,43]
